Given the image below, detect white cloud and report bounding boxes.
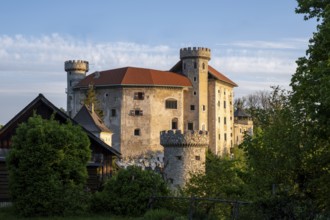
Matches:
[0,34,308,124]
[216,38,309,50]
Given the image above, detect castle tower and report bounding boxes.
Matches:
[160,130,209,188]
[180,47,211,131]
[65,60,89,117]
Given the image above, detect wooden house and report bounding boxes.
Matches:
[0,94,121,201]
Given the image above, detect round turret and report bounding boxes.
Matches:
[161,130,209,189]
[180,47,211,61]
[65,60,89,74]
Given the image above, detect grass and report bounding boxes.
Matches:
[0,207,139,220]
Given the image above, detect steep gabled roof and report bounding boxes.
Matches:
[75,67,192,88]
[234,108,250,118]
[169,61,237,87]
[74,105,112,134]
[0,94,121,157]
[208,65,238,87]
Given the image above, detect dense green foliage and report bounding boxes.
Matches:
[178,150,248,219]
[91,166,168,217]
[0,206,137,220]
[6,115,91,217]
[236,1,330,218]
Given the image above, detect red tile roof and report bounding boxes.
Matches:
[208,65,238,87]
[75,67,192,88]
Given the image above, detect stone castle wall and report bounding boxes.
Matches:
[161,130,208,188]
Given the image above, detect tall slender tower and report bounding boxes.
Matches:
[180,47,211,131]
[64,60,89,117]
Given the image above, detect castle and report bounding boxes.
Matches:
[65,47,253,187]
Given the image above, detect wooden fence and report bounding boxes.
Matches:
[149,195,251,220]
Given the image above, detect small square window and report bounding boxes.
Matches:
[190,105,195,110]
[134,92,145,100]
[134,129,140,136]
[195,155,201,160]
[176,156,182,160]
[130,109,143,116]
[193,91,197,96]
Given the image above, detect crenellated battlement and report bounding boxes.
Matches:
[160,130,209,147]
[180,47,211,60]
[64,60,89,72]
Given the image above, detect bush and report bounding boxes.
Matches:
[91,166,169,216]
[6,115,91,217]
[143,208,183,220]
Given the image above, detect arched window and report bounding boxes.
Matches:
[165,99,177,109]
[172,118,178,130]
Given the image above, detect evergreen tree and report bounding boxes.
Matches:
[6,114,91,217]
[84,84,103,118]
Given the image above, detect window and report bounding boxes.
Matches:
[176,156,182,160]
[218,101,220,107]
[194,62,197,69]
[134,129,140,136]
[188,122,193,130]
[202,105,206,111]
[194,77,197,82]
[224,101,226,108]
[218,117,220,123]
[130,109,143,116]
[195,155,201,160]
[134,92,145,100]
[202,63,205,69]
[111,109,116,117]
[190,105,195,110]
[224,133,227,141]
[165,99,177,109]
[194,91,197,96]
[172,118,178,130]
[224,117,227,125]
[218,134,221,140]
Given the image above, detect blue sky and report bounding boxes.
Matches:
[0,0,317,125]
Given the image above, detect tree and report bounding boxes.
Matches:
[91,166,168,217]
[182,150,248,218]
[6,114,91,217]
[291,1,330,214]
[84,84,103,118]
[238,2,330,217]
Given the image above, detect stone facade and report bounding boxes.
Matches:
[208,79,235,155]
[160,130,208,188]
[65,47,245,167]
[234,117,253,146]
